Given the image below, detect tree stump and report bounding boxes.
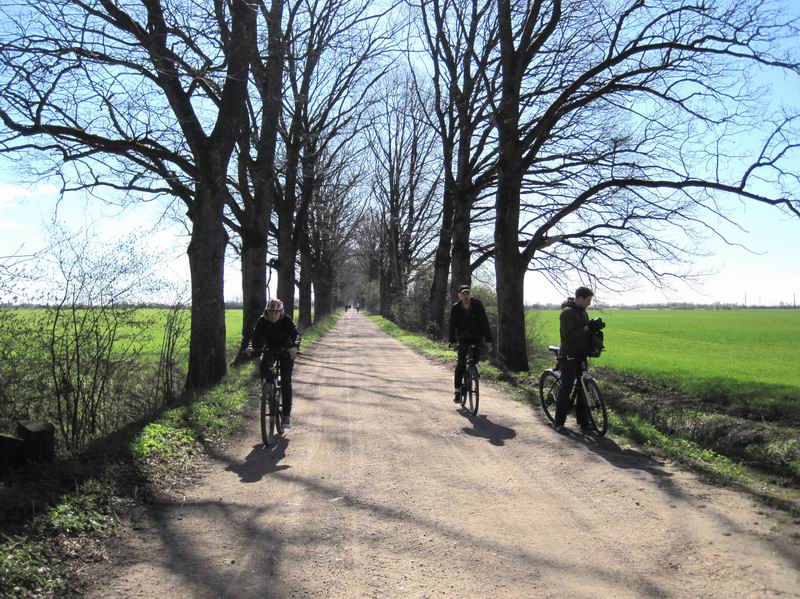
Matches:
[16,421,56,464]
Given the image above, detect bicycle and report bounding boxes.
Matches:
[458,343,485,416]
[539,345,608,436]
[259,351,288,446]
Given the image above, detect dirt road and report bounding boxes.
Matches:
[90,312,800,598]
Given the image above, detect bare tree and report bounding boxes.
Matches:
[487,0,800,370]
[411,0,499,335]
[306,148,367,320]
[365,74,442,318]
[272,0,397,318]
[0,0,257,389]
[225,0,288,360]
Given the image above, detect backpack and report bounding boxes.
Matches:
[587,317,606,357]
[588,330,604,357]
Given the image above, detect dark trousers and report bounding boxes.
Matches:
[454,342,481,390]
[554,357,590,427]
[260,353,295,415]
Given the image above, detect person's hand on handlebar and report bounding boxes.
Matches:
[288,346,299,360]
[244,345,254,357]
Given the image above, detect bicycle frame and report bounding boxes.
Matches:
[539,345,608,435]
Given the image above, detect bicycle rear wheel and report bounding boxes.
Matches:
[584,378,608,436]
[260,381,271,446]
[465,365,479,415]
[538,370,560,424]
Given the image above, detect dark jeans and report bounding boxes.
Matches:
[260,353,295,415]
[554,357,590,427]
[454,342,482,390]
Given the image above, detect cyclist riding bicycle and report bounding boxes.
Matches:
[448,284,493,403]
[553,286,600,433]
[244,298,301,428]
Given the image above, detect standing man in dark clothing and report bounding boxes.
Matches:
[245,298,301,427]
[448,285,494,403]
[553,286,594,432]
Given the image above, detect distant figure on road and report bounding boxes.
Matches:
[448,285,493,404]
[553,286,598,432]
[245,298,301,428]
[355,303,360,313]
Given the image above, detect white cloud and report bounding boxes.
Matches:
[0,181,59,204]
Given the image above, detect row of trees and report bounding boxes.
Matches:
[2,0,799,387]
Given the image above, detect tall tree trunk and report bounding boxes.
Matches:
[276,206,296,317]
[298,233,313,330]
[494,240,528,371]
[428,180,455,336]
[494,16,528,370]
[379,267,391,317]
[186,187,228,389]
[312,268,333,322]
[236,237,267,360]
[449,188,473,299]
[494,151,528,370]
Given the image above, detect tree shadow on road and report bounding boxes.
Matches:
[556,426,674,480]
[225,439,291,483]
[461,412,517,446]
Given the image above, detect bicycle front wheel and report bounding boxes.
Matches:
[260,381,271,446]
[466,365,479,415]
[538,370,560,424]
[274,386,284,435]
[584,378,608,436]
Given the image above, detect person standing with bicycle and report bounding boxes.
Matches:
[448,285,493,404]
[553,286,599,432]
[245,298,301,427]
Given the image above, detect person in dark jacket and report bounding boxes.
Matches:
[448,285,494,403]
[245,298,301,427]
[553,286,594,432]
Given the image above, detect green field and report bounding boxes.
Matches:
[529,308,800,419]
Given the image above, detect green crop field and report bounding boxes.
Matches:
[529,308,800,419]
[1,307,298,355]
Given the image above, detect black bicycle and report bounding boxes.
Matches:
[459,343,485,416]
[539,345,608,436]
[260,351,287,446]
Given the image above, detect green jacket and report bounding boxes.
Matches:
[559,300,591,358]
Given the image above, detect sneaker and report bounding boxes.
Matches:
[553,424,566,433]
[579,423,592,433]
[283,415,292,428]
[453,391,462,403]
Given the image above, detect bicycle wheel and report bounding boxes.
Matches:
[584,378,608,436]
[538,370,560,424]
[466,365,479,415]
[261,382,272,445]
[274,385,284,435]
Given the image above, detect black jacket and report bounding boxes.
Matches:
[559,299,591,358]
[448,298,493,344]
[249,314,301,353]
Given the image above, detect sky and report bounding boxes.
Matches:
[1,2,798,308]
[1,170,797,307]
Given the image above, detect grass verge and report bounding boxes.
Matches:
[369,314,800,515]
[0,310,341,597]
